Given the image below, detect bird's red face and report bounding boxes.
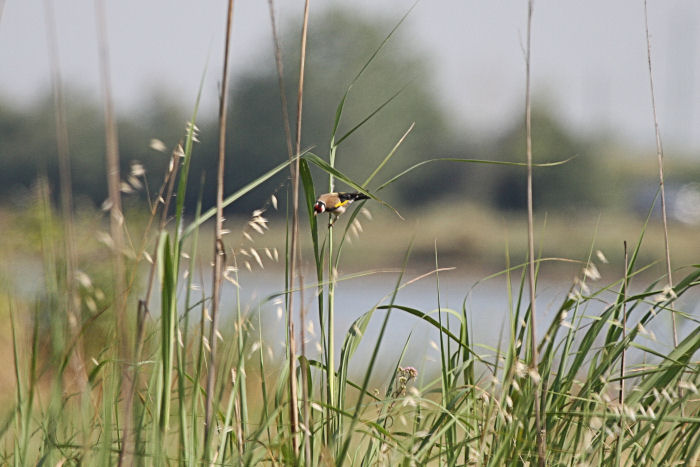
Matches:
[313,201,326,214]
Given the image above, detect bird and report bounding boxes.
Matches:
[313,192,370,227]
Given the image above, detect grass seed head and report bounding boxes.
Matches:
[149,138,167,152]
[249,221,265,235]
[130,161,145,177]
[250,248,264,268]
[596,249,609,264]
[75,270,93,289]
[127,175,143,190]
[678,380,699,394]
[583,262,601,281]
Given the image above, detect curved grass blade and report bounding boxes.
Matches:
[363,122,414,187]
[626,324,700,407]
[181,156,297,240]
[377,304,491,368]
[329,0,418,142]
[335,83,409,147]
[376,156,575,191]
[302,152,404,219]
[336,307,375,420]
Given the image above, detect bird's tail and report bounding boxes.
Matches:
[349,192,370,201]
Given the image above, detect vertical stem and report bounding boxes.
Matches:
[267,0,307,459]
[205,0,235,455]
[267,0,294,160]
[327,145,336,446]
[524,1,546,465]
[95,0,126,346]
[619,241,628,406]
[43,0,87,393]
[95,3,129,437]
[233,254,246,455]
[619,242,628,422]
[292,0,311,462]
[643,0,677,347]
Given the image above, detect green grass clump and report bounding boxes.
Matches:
[3,176,699,465]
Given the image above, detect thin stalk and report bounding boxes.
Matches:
[434,242,455,462]
[643,0,677,347]
[95,0,127,350]
[95,0,127,351]
[268,0,306,457]
[617,241,628,460]
[94,9,130,462]
[327,145,337,447]
[523,1,546,465]
[267,0,294,159]
[292,0,311,462]
[205,0,235,456]
[192,263,208,462]
[43,0,87,397]
[11,302,36,466]
[184,175,206,465]
[232,252,247,455]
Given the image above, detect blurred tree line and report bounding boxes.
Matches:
[0,7,692,218]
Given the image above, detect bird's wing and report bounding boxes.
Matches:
[335,192,360,207]
[319,193,343,209]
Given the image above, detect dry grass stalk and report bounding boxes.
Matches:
[95,1,134,463]
[291,0,312,460]
[267,0,294,159]
[523,1,546,465]
[95,0,127,353]
[205,0,236,454]
[643,0,677,348]
[618,240,629,452]
[267,0,309,459]
[43,0,88,394]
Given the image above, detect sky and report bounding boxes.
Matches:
[1,0,699,152]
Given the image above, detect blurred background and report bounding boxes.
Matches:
[1,0,699,270]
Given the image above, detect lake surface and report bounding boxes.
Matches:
[7,260,697,382]
[210,267,699,382]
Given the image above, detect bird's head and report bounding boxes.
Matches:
[313,201,326,215]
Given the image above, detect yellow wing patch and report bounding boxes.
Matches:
[334,199,350,208]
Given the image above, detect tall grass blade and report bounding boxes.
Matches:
[182,156,296,239]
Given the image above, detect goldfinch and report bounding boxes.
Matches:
[313,192,369,226]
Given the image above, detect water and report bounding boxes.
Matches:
[209,267,699,382]
[8,260,697,382]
